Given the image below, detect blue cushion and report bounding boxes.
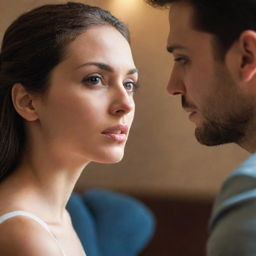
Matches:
[82,188,155,256]
[67,193,101,256]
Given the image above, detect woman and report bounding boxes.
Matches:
[0,2,138,255]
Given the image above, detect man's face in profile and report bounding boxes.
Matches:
[166,1,254,146]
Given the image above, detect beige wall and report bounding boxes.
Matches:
[0,0,249,198]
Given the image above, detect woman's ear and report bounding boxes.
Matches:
[11,83,39,121]
[239,30,256,82]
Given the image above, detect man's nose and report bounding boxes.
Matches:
[166,69,186,96]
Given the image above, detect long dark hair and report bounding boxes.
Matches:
[0,2,130,181]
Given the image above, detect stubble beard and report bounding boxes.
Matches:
[194,94,254,146]
[194,66,255,147]
[182,59,255,147]
[195,112,252,146]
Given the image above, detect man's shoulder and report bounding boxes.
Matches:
[207,154,256,255]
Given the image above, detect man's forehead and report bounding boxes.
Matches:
[167,2,210,53]
[168,2,195,34]
[167,3,194,53]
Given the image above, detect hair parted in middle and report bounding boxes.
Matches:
[0,2,130,182]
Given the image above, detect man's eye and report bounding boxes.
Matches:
[174,57,188,65]
[82,75,103,86]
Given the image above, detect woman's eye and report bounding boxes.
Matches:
[82,75,103,86]
[123,81,138,92]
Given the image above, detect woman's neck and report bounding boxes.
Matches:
[1,150,88,223]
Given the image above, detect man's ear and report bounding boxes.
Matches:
[239,30,256,82]
[11,83,39,121]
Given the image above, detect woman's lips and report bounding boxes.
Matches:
[101,125,128,143]
[103,133,127,142]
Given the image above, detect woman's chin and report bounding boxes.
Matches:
[100,155,124,164]
[93,151,125,164]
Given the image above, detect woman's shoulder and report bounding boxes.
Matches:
[0,214,61,255]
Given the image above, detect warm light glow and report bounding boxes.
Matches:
[110,0,141,17]
[112,0,138,6]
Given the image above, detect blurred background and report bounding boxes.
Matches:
[0,0,250,255]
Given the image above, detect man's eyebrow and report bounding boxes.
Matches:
[76,62,138,75]
[167,44,187,53]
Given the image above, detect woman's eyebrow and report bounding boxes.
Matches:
[76,62,138,75]
[128,68,139,75]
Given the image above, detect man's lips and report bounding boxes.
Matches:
[188,111,197,120]
[101,125,129,142]
[183,108,197,121]
[183,106,196,113]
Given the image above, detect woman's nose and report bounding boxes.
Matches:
[109,86,135,116]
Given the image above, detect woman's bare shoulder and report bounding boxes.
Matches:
[0,216,61,256]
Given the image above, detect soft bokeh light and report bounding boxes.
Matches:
[109,0,142,19]
[111,0,138,7]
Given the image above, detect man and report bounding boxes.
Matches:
[147,0,256,255]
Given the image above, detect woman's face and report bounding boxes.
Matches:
[35,25,137,164]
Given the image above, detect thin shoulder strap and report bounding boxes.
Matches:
[0,210,67,256]
[0,210,51,231]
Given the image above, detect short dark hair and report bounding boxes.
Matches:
[146,0,256,58]
[0,2,129,181]
[146,0,172,7]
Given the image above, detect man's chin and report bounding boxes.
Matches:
[195,125,232,146]
[194,120,246,146]
[195,129,220,146]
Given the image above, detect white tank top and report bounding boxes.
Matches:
[0,210,86,256]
